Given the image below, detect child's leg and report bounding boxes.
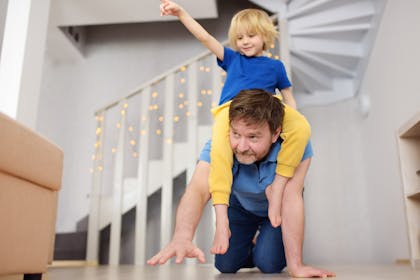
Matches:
[265,175,289,227]
[211,204,231,255]
[196,137,232,255]
[209,103,234,205]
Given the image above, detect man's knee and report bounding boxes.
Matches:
[254,258,286,274]
[214,260,240,273]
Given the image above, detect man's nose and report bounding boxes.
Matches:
[236,138,249,152]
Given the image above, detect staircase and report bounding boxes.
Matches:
[251,0,387,107]
[85,0,386,265]
[87,51,222,265]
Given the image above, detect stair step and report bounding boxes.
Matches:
[54,232,87,260]
[287,1,375,27]
[291,49,355,78]
[292,37,363,58]
[290,23,371,36]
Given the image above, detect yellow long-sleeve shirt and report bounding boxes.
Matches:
[209,96,311,205]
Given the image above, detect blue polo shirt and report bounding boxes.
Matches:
[231,140,313,217]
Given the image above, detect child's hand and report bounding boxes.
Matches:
[266,184,282,228]
[160,0,182,17]
[211,223,231,255]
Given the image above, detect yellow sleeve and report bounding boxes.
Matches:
[276,99,311,177]
[209,102,233,205]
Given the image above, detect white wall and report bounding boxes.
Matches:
[301,0,419,264]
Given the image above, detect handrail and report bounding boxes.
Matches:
[94,40,227,114]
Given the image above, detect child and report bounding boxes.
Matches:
[160,0,311,255]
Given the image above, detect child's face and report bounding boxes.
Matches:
[235,28,264,57]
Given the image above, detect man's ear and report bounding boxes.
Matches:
[272,126,281,143]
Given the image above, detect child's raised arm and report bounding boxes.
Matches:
[160,0,224,60]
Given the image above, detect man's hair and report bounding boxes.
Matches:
[229,89,284,134]
[228,9,278,51]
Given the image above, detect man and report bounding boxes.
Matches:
[148,89,335,277]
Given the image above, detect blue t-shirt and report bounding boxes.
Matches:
[231,140,313,217]
[217,47,291,105]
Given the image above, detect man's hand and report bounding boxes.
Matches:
[288,265,336,278]
[147,238,206,265]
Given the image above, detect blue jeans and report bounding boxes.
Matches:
[214,195,287,273]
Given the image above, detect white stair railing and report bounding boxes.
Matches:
[109,101,126,265]
[134,87,151,265]
[161,73,175,248]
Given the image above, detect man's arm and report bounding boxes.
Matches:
[160,0,224,60]
[281,158,335,278]
[147,161,211,265]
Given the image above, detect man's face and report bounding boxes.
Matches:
[229,118,280,165]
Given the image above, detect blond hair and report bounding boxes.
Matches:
[228,9,278,51]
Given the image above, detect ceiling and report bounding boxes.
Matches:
[49,0,218,27]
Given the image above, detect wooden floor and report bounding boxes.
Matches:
[39,263,420,280]
[2,264,419,280]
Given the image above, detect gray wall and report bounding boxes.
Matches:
[0,0,8,51]
[36,0,418,265]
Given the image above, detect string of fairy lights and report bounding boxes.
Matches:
[90,44,280,174]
